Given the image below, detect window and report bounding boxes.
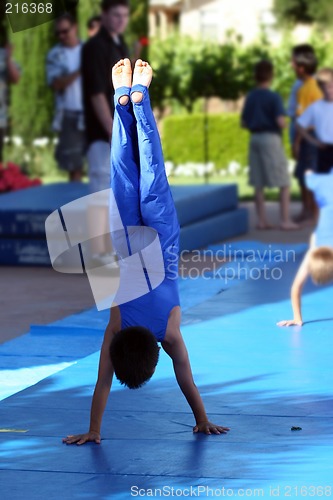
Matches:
[200,9,219,41]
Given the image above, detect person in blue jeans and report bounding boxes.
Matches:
[63,59,230,445]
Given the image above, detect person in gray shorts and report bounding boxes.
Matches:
[46,14,85,182]
[242,60,298,231]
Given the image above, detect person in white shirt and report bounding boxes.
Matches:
[46,14,85,182]
[297,68,333,174]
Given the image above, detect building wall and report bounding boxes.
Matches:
[179,0,277,44]
[149,0,312,45]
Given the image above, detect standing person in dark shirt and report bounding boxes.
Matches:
[241,60,298,231]
[82,0,130,265]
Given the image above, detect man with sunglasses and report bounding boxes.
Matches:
[46,13,85,182]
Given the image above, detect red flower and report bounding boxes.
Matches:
[139,36,149,47]
[0,162,42,194]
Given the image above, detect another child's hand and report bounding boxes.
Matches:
[277,319,303,327]
[62,431,101,445]
[193,421,230,435]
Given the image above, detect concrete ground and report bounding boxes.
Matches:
[0,201,313,345]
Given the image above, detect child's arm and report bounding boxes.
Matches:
[293,127,302,160]
[297,124,325,149]
[277,250,311,327]
[163,310,230,435]
[276,115,287,129]
[274,93,287,129]
[63,311,118,445]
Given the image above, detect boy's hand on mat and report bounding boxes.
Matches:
[277,319,303,327]
[62,431,101,445]
[193,421,230,435]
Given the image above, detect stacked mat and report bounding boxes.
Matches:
[0,182,248,266]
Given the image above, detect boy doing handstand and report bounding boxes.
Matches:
[63,59,230,444]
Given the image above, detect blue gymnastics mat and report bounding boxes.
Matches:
[1,247,332,498]
[0,183,247,265]
[0,183,238,236]
[180,207,248,251]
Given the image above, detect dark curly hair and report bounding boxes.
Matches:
[110,327,160,389]
[292,44,317,75]
[101,0,130,12]
[254,60,274,83]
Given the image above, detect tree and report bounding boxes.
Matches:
[10,23,55,142]
[150,31,333,113]
[274,0,333,25]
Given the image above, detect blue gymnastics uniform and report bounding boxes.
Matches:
[110,84,180,342]
[306,169,333,248]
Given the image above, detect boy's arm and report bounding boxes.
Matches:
[277,250,311,327]
[163,311,230,435]
[293,127,302,160]
[91,94,113,139]
[276,115,287,129]
[63,309,119,445]
[295,104,325,151]
[275,93,287,129]
[297,124,325,149]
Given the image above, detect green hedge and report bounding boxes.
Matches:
[162,113,291,170]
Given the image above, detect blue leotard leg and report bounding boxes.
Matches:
[111,85,180,337]
[130,84,180,275]
[111,86,142,229]
[110,87,144,258]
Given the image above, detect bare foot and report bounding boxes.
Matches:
[280,221,300,231]
[131,59,153,103]
[112,58,132,105]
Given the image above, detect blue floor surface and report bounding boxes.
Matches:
[0,245,332,499]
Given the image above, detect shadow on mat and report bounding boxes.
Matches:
[1,370,333,500]
[303,317,333,325]
[183,257,333,325]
